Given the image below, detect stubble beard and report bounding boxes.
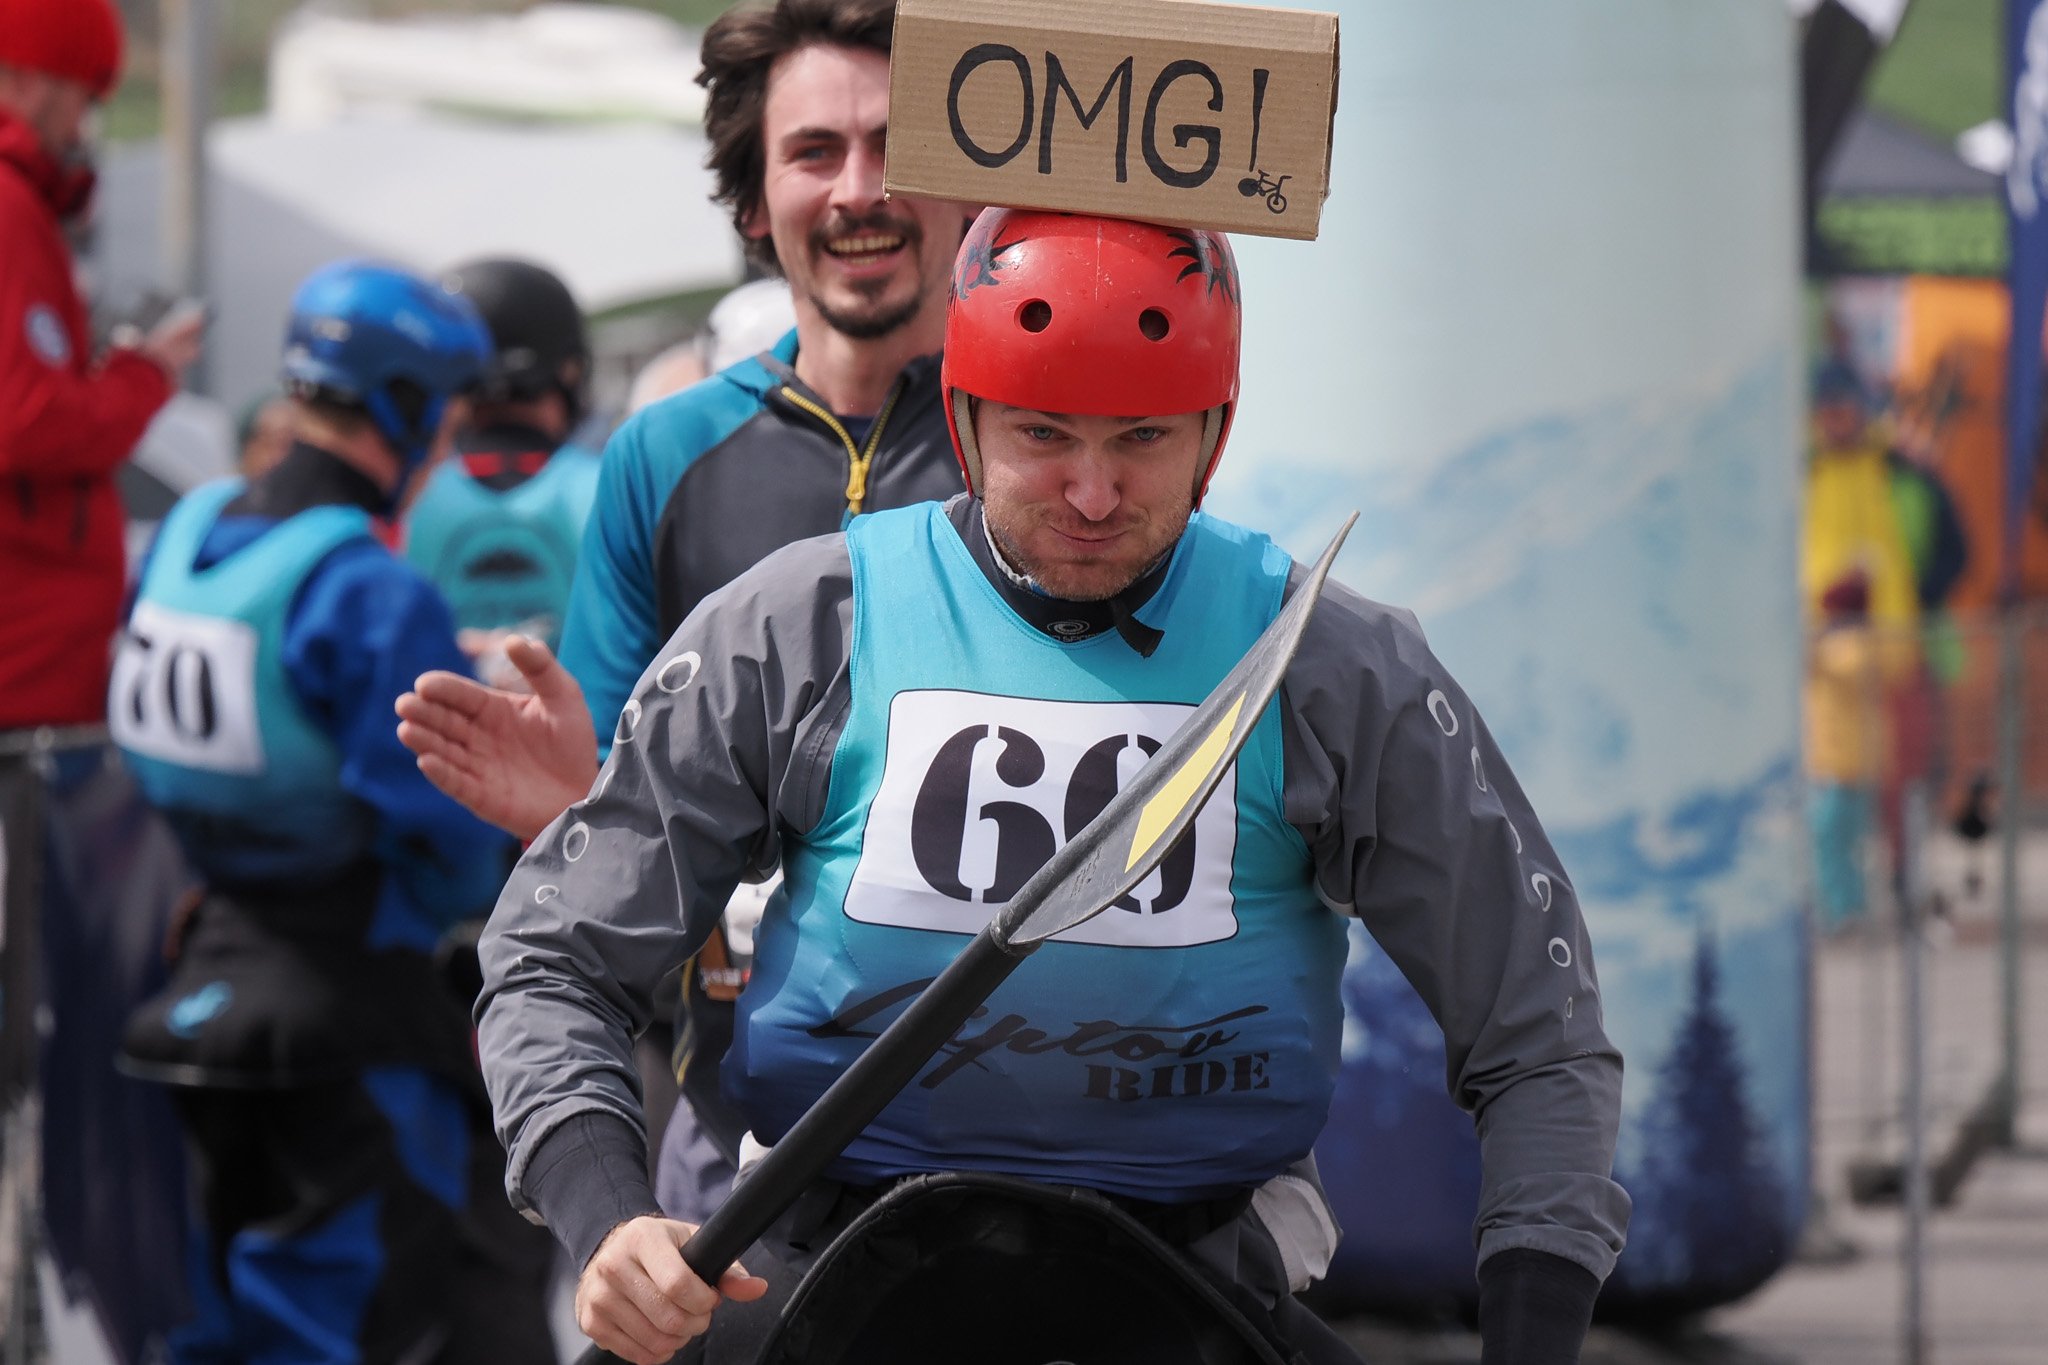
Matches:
[984,500,1186,603]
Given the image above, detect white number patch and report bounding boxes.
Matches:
[843,689,1242,948]
[108,601,266,775]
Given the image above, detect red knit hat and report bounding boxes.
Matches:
[0,0,124,99]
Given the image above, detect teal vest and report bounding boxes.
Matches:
[110,479,374,880]
[402,447,599,648]
[727,503,1347,1201]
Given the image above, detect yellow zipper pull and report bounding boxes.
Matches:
[845,381,906,517]
[781,382,900,518]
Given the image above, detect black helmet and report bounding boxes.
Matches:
[441,257,590,422]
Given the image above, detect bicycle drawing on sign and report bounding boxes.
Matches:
[1238,170,1290,215]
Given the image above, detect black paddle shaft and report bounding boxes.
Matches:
[679,923,1025,1282]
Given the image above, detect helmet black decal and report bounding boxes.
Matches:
[1166,229,1239,304]
[953,219,1026,300]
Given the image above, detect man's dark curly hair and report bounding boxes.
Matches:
[698,0,898,272]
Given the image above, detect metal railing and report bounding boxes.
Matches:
[1803,605,2046,1365]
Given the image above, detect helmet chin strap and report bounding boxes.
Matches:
[1194,406,1226,503]
[952,390,984,491]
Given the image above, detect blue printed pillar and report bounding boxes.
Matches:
[1205,0,1807,1312]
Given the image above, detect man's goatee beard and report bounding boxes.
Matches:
[813,290,923,341]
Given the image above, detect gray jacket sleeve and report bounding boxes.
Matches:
[1279,570,1631,1281]
[475,534,857,1221]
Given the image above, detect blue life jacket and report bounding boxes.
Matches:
[726,502,1347,1201]
[109,479,375,883]
[402,445,600,648]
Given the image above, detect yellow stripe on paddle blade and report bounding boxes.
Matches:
[1126,694,1245,872]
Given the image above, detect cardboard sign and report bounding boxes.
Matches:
[886,0,1339,240]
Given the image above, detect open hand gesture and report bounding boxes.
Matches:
[396,636,600,841]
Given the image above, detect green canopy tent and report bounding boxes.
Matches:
[1813,105,2005,277]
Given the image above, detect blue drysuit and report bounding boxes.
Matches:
[114,443,549,1365]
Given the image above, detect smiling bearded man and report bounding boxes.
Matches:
[391,0,980,1291]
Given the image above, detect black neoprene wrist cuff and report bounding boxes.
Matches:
[523,1111,663,1271]
[1477,1247,1601,1365]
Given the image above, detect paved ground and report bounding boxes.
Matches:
[1693,1128,2048,1365]
[1679,905,2048,1365]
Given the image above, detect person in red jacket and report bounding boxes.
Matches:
[0,0,205,731]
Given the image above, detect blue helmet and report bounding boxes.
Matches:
[280,260,493,470]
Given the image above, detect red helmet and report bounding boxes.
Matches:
[941,209,1241,502]
[0,0,124,99]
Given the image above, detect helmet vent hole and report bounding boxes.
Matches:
[1138,308,1171,342]
[1018,299,1053,333]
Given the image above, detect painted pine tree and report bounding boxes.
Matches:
[1612,929,1792,1306]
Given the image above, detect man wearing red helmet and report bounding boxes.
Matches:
[469,209,1628,1365]
[0,0,206,732]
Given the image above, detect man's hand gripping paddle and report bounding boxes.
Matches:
[669,513,1357,1289]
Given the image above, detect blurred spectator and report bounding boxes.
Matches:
[394,0,973,1247]
[702,276,797,372]
[626,339,708,413]
[4,13,211,1331]
[0,0,205,732]
[625,280,798,415]
[1805,572,1890,932]
[111,261,549,1365]
[402,257,600,657]
[1802,360,1920,634]
[235,389,294,480]
[1804,357,1941,897]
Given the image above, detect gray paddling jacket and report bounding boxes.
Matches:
[475,497,1630,1295]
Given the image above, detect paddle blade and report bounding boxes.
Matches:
[998,513,1356,948]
